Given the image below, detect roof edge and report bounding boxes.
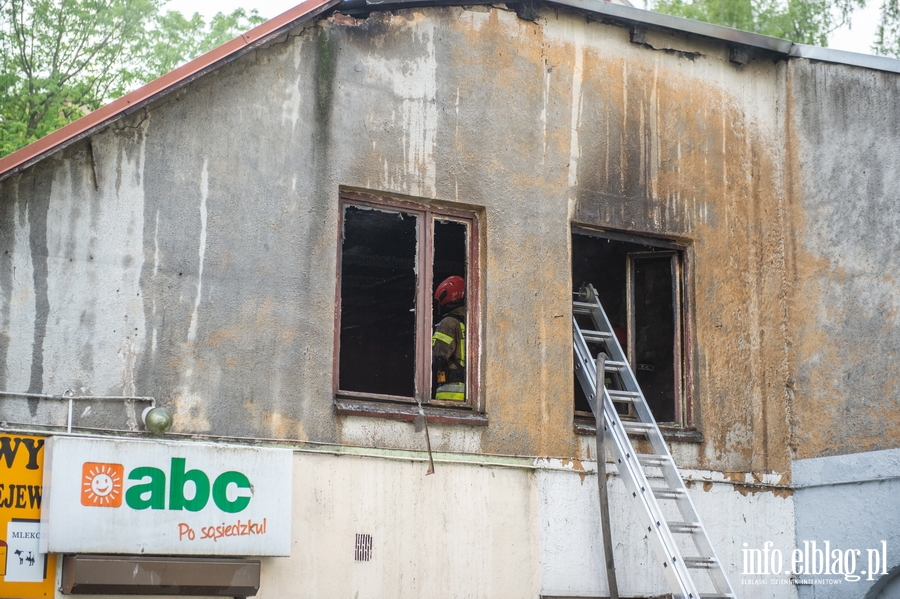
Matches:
[341,0,793,52]
[552,0,900,73]
[549,0,794,54]
[789,43,900,74]
[0,0,341,183]
[347,0,900,72]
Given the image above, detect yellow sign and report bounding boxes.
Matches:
[0,434,55,598]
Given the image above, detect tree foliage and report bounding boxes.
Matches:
[648,0,900,57]
[139,8,266,80]
[0,0,265,157]
[648,0,864,46]
[874,0,900,55]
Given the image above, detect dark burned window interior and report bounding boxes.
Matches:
[339,206,417,397]
[572,232,684,425]
[338,200,470,404]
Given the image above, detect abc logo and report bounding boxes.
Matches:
[78,459,253,513]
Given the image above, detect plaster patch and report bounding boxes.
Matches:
[359,17,437,197]
[187,159,208,343]
[541,54,552,164]
[6,199,37,392]
[37,126,148,397]
[171,388,211,432]
[427,424,483,454]
[282,79,304,130]
[567,35,584,190]
[339,417,483,455]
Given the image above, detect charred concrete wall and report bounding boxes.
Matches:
[0,4,888,480]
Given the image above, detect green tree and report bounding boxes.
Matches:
[139,8,266,81]
[648,0,900,57]
[0,0,265,157]
[874,0,900,55]
[648,0,865,46]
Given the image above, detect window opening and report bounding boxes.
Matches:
[431,220,468,402]
[572,231,685,425]
[339,206,418,397]
[336,194,477,409]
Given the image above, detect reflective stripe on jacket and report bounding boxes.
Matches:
[435,382,465,401]
[432,307,466,399]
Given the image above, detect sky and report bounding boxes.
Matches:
[165,0,885,55]
[829,1,882,54]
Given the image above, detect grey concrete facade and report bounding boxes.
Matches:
[787,59,900,461]
[793,449,900,598]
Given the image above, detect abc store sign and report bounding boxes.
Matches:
[40,437,292,556]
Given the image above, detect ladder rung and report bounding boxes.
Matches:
[607,391,641,405]
[572,301,593,313]
[581,329,612,342]
[637,454,671,467]
[684,556,718,569]
[604,360,627,371]
[607,390,641,400]
[621,421,654,435]
[653,488,685,500]
[667,521,701,533]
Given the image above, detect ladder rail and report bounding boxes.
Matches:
[573,285,736,599]
[574,326,701,598]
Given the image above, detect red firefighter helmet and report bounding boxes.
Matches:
[435,276,465,306]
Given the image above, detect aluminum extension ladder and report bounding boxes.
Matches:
[573,284,735,599]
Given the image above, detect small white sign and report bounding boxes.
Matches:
[5,521,45,582]
[40,436,293,556]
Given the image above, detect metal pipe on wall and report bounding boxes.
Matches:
[0,390,155,433]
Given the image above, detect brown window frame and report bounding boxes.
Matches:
[333,190,482,417]
[571,227,696,434]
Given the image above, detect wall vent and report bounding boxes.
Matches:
[354,533,373,562]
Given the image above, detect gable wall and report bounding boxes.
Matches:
[0,5,892,481]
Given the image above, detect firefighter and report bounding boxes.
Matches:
[432,276,466,401]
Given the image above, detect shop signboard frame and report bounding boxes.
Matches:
[41,436,293,556]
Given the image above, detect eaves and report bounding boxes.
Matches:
[344,0,900,74]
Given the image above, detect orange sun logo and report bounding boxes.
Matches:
[81,462,124,507]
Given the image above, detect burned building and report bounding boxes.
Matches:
[1,0,899,597]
